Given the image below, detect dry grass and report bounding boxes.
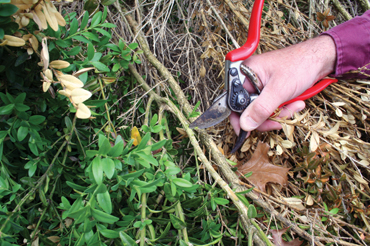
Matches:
[64,0,370,244]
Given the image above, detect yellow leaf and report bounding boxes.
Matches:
[43,81,51,92]
[59,74,84,89]
[45,69,53,80]
[58,89,71,97]
[3,35,25,47]
[76,103,91,119]
[43,2,58,31]
[70,88,92,104]
[131,126,141,146]
[50,60,70,69]
[73,67,95,77]
[32,9,47,30]
[41,38,49,70]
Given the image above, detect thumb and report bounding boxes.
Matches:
[240,85,285,131]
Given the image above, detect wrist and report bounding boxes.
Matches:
[303,35,337,81]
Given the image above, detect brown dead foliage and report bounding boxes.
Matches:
[237,142,289,192]
[96,0,370,244]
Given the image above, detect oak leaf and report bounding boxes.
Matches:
[271,228,303,246]
[237,142,289,192]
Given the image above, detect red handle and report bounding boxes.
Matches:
[225,0,265,62]
[279,78,338,108]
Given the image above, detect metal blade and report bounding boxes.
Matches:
[189,91,231,129]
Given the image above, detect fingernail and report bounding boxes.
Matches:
[241,116,259,131]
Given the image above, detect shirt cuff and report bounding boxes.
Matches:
[321,10,370,79]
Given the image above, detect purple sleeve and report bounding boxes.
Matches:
[322,10,370,79]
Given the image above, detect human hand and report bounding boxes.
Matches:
[230,35,337,136]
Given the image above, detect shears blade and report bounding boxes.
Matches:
[189,91,231,129]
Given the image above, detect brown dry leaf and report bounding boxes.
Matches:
[3,35,25,47]
[50,60,70,69]
[271,228,303,246]
[309,131,320,152]
[47,236,60,243]
[282,197,305,210]
[237,142,290,192]
[73,67,95,77]
[176,127,188,139]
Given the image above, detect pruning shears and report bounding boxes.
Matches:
[189,0,337,153]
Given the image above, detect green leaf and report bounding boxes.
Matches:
[72,35,91,44]
[102,158,115,179]
[91,208,118,224]
[0,92,9,104]
[84,99,107,107]
[136,132,150,150]
[0,104,14,115]
[165,167,181,176]
[100,229,119,239]
[66,181,87,191]
[170,214,186,230]
[119,231,138,246]
[236,193,250,206]
[108,140,124,157]
[90,61,110,72]
[61,196,71,209]
[329,208,339,215]
[247,204,257,218]
[137,152,158,166]
[69,18,78,35]
[101,0,116,6]
[17,126,28,141]
[15,103,30,112]
[102,6,108,21]
[82,32,100,42]
[100,23,116,28]
[148,201,179,214]
[236,187,254,195]
[92,157,103,185]
[244,171,253,178]
[214,197,229,205]
[94,28,111,38]
[172,178,192,188]
[80,11,89,30]
[150,114,158,127]
[128,43,138,50]
[28,139,39,156]
[150,222,171,242]
[98,135,111,155]
[14,93,26,103]
[14,52,29,66]
[91,11,102,27]
[28,162,37,177]
[151,139,166,151]
[0,4,18,17]
[187,201,208,217]
[6,93,14,103]
[97,189,112,214]
[133,221,141,228]
[67,46,81,56]
[87,43,95,60]
[29,115,46,125]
